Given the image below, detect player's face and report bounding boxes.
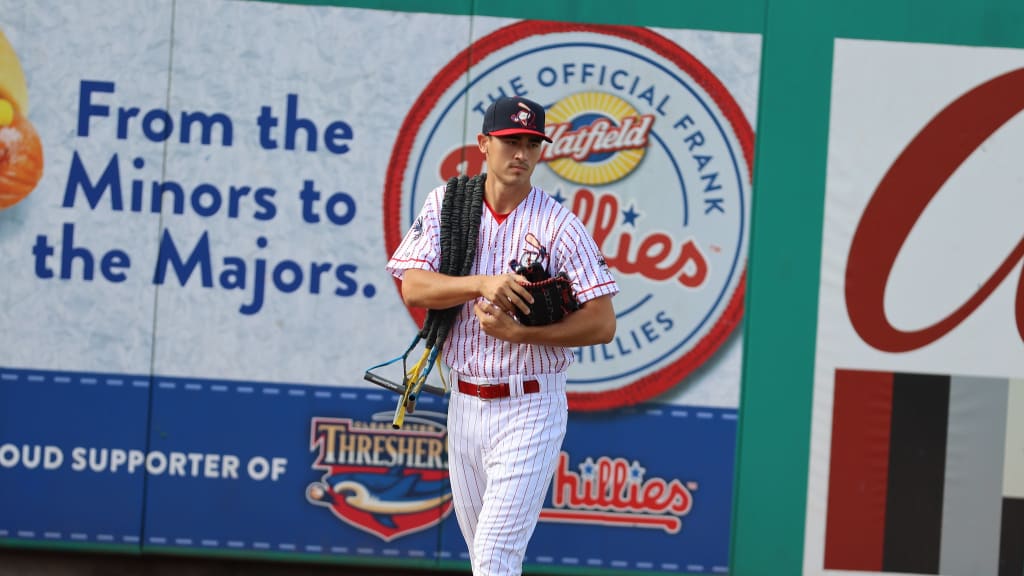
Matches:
[480,134,544,188]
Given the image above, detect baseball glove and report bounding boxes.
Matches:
[517,271,580,326]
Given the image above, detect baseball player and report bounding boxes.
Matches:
[386,96,618,575]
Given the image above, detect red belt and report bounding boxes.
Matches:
[458,379,540,399]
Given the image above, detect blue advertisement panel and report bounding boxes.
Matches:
[1,367,736,572]
[534,407,736,572]
[141,375,457,560]
[0,368,148,548]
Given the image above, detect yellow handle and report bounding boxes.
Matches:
[391,348,432,429]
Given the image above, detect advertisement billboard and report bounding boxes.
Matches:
[0,1,760,573]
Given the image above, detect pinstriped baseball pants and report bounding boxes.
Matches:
[446,374,568,576]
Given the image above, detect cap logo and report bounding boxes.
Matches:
[510,102,537,129]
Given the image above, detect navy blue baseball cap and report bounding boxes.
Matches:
[481,96,552,142]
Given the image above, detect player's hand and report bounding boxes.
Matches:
[473,300,523,342]
[478,273,534,315]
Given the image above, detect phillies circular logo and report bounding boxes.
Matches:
[385,21,752,410]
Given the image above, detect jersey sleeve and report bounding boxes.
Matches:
[386,186,444,279]
[554,214,619,304]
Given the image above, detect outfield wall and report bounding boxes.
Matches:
[1,1,1022,575]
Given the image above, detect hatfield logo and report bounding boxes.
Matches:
[543,92,655,185]
[385,21,754,410]
[305,414,453,541]
[540,452,696,533]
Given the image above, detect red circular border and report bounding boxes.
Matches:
[384,21,754,411]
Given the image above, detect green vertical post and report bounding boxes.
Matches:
[728,0,830,573]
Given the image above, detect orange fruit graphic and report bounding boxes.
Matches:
[0,29,43,210]
[0,110,44,208]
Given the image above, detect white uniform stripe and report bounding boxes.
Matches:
[449,390,487,566]
[471,379,567,575]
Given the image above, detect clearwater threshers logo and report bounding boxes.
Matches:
[384,21,754,410]
[305,414,452,541]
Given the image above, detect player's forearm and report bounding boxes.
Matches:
[400,269,483,309]
[517,295,616,347]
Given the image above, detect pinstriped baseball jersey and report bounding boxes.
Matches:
[388,178,615,575]
[387,184,619,378]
